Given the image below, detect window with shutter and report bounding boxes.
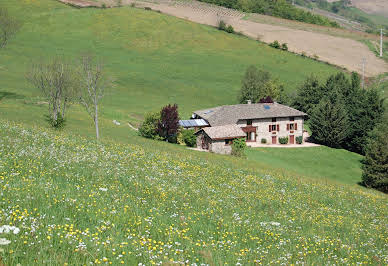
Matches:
[277,125,279,132]
[269,125,271,132]
[287,124,289,131]
[295,123,297,130]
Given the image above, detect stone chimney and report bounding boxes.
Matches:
[247,100,252,105]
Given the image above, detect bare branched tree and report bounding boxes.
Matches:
[27,57,76,126]
[0,6,21,48]
[78,54,110,140]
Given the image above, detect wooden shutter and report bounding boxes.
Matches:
[277,125,280,132]
[287,124,289,131]
[269,125,271,132]
[295,123,297,130]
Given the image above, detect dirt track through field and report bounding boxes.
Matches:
[61,0,388,76]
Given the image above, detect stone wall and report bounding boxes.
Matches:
[196,132,204,149]
[196,132,233,154]
[196,131,211,150]
[237,116,304,144]
[210,140,232,154]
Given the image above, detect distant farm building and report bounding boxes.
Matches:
[181,101,307,154]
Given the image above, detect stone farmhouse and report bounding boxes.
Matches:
[180,101,307,154]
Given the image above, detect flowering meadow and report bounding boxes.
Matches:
[0,121,387,265]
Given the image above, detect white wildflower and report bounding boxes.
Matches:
[260,221,281,227]
[99,187,108,192]
[0,225,20,234]
[0,238,11,245]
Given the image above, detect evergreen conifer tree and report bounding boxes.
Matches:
[309,93,349,148]
[324,72,350,96]
[292,75,322,114]
[361,122,388,193]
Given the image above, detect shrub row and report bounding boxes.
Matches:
[269,40,288,51]
[218,20,235,33]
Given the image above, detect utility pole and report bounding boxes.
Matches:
[362,58,366,89]
[380,28,383,57]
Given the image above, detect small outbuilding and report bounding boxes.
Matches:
[195,125,246,154]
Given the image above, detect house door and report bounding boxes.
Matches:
[250,132,256,141]
[272,136,277,144]
[246,132,256,142]
[201,135,209,150]
[290,135,295,144]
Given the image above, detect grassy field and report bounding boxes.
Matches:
[0,0,340,128]
[246,147,363,184]
[0,1,387,264]
[0,121,387,265]
[363,40,388,63]
[345,6,388,29]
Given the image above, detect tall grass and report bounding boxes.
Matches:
[0,121,387,265]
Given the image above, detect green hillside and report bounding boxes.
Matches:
[247,147,363,184]
[0,121,387,265]
[0,0,340,129]
[0,1,386,264]
[295,0,388,34]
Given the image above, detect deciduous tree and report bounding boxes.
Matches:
[157,104,179,142]
[78,54,111,140]
[238,65,281,104]
[0,7,21,48]
[27,57,76,128]
[139,111,160,139]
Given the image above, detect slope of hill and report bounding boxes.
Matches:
[1,2,387,264]
[295,0,388,34]
[247,146,363,184]
[0,121,387,265]
[86,0,388,76]
[0,0,342,127]
[351,0,388,17]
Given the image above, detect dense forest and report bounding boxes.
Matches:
[198,0,339,27]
